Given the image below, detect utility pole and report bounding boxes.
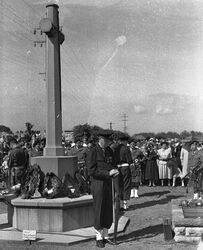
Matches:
[107,122,114,130]
[121,113,128,133]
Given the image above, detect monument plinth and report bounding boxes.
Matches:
[12,196,94,232]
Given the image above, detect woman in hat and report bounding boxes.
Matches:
[145,142,159,187]
[157,141,172,186]
[129,141,144,197]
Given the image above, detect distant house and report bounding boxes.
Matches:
[64,130,74,142]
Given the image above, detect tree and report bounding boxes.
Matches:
[155,132,167,140]
[180,130,191,139]
[165,131,180,139]
[73,123,92,140]
[0,125,12,134]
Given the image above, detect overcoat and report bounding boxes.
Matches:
[7,146,29,186]
[86,144,114,230]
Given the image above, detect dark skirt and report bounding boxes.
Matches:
[119,166,131,200]
[167,158,181,176]
[91,178,113,230]
[145,160,159,181]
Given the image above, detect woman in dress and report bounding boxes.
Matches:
[180,141,190,186]
[167,141,181,187]
[145,143,159,186]
[129,141,144,197]
[157,142,172,186]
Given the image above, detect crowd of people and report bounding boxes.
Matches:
[0,131,203,194]
[0,130,203,247]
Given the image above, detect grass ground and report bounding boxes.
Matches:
[0,185,199,250]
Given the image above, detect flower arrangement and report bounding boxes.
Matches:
[180,199,203,208]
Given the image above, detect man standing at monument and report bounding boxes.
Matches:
[114,134,133,210]
[7,138,29,193]
[86,130,119,248]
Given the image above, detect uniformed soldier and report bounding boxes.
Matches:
[114,134,133,210]
[86,130,119,248]
[7,138,29,193]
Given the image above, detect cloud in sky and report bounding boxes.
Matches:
[155,105,173,115]
[134,105,147,114]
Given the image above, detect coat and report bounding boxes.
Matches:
[7,146,29,186]
[180,147,189,178]
[86,144,114,230]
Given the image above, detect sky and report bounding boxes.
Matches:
[0,0,203,135]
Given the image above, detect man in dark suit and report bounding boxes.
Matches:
[114,134,133,210]
[86,130,119,248]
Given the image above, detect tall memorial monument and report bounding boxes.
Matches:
[31,3,77,179]
[10,2,128,236]
[11,3,94,233]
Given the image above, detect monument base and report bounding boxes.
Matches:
[12,195,94,232]
[31,155,78,179]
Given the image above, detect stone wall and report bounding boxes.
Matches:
[172,199,203,243]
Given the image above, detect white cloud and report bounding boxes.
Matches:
[134,105,147,114]
[155,105,173,115]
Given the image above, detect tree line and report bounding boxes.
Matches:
[0,123,203,141]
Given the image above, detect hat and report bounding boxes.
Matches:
[97,130,113,139]
[160,141,169,146]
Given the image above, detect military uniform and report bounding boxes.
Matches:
[86,142,115,246]
[86,144,114,229]
[114,141,133,208]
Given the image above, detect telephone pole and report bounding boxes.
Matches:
[107,122,114,130]
[121,113,128,133]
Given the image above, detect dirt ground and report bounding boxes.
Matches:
[0,185,199,250]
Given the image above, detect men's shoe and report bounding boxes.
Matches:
[96,240,105,248]
[134,189,139,198]
[123,202,128,210]
[103,238,116,245]
[130,190,135,198]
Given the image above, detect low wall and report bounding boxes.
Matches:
[172,199,203,243]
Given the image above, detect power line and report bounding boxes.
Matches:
[2,2,35,32]
[61,45,93,87]
[20,0,44,20]
[68,45,93,77]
